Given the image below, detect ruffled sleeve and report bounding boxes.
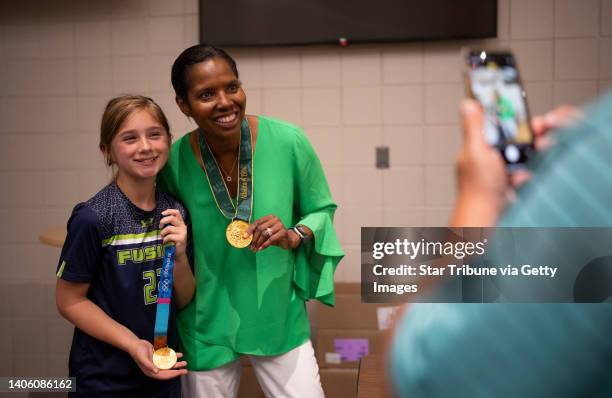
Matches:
[291,130,344,306]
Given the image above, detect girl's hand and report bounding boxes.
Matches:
[128,339,188,380]
[245,215,301,252]
[160,209,188,260]
[161,209,195,309]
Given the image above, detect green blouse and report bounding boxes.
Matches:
[158,116,344,370]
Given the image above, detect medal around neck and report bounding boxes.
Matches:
[199,119,254,248]
[152,242,178,370]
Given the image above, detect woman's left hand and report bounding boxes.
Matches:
[246,215,300,252]
[160,209,188,260]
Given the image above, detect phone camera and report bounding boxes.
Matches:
[504,145,521,163]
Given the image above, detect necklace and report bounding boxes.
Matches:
[199,129,240,183]
[218,153,238,182]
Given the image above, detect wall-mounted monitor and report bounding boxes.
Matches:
[199,0,497,47]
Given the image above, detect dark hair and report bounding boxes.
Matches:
[100,95,171,166]
[171,44,239,100]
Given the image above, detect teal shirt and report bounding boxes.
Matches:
[158,116,344,370]
[391,92,612,397]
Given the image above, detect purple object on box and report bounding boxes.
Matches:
[334,338,369,362]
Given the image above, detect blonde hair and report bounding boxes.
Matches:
[99,95,171,166]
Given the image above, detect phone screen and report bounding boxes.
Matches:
[467,50,534,166]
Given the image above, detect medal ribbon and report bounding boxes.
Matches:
[198,119,254,222]
[153,242,175,350]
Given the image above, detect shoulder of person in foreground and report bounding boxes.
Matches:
[500,90,612,227]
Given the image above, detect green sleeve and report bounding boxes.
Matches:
[291,130,344,306]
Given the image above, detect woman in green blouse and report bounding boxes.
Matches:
[158,44,344,397]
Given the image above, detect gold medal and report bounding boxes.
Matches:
[152,346,177,370]
[226,219,252,248]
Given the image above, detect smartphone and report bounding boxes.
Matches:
[463,49,534,169]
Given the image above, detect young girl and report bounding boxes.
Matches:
[56,95,195,397]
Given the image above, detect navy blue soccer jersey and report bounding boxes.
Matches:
[56,182,190,397]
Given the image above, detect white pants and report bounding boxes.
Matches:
[181,341,324,398]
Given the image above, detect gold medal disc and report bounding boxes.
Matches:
[226,219,252,248]
[152,346,177,370]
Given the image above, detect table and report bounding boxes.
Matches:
[39,227,66,247]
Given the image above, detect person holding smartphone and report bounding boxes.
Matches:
[389,91,612,398]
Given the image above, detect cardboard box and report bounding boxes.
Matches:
[321,368,358,398]
[335,282,361,295]
[237,365,265,398]
[308,284,362,331]
[314,294,401,331]
[316,329,386,369]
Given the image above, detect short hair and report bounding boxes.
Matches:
[171,44,239,100]
[99,95,171,166]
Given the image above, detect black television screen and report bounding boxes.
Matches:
[199,0,497,47]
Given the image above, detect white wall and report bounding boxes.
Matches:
[0,0,610,377]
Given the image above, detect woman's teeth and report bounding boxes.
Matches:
[217,113,237,123]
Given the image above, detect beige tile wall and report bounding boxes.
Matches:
[0,0,610,378]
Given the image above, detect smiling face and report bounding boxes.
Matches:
[105,109,170,185]
[177,57,247,141]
